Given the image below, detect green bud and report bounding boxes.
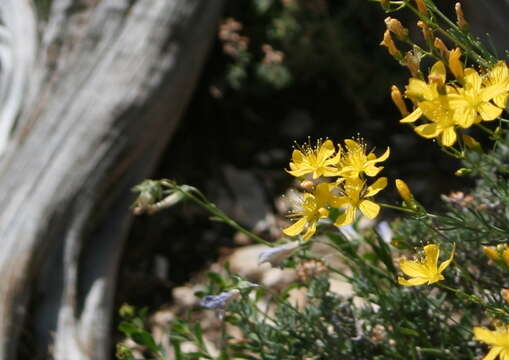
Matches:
[454,168,472,176]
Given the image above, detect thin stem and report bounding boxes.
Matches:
[163,180,272,246]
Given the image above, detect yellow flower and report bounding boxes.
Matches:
[474,325,509,360]
[398,244,455,286]
[283,183,337,241]
[334,177,387,227]
[337,139,390,179]
[448,66,508,128]
[401,61,446,124]
[287,139,340,179]
[412,95,460,146]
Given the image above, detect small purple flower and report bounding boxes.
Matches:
[200,289,240,310]
[257,242,299,267]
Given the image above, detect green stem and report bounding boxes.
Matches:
[380,202,419,214]
[163,180,273,247]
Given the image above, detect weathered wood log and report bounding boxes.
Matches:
[0,0,223,359]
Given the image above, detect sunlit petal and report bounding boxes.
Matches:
[438,244,455,273]
[365,177,388,197]
[415,123,441,138]
[399,259,430,278]
[282,217,307,236]
[358,200,380,219]
[397,277,429,286]
[400,108,422,123]
[440,127,457,147]
[334,206,356,227]
[478,102,503,121]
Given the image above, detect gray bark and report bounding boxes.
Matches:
[0,0,223,359]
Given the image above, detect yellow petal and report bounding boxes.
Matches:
[398,276,429,286]
[464,68,482,91]
[316,140,335,163]
[415,123,440,138]
[500,348,509,360]
[406,79,432,100]
[344,139,362,152]
[474,327,501,346]
[358,200,380,219]
[423,244,439,268]
[494,93,509,109]
[400,108,422,123]
[484,347,504,360]
[400,259,429,278]
[302,220,317,241]
[377,147,390,162]
[365,177,388,197]
[287,167,312,177]
[315,182,333,202]
[291,149,304,163]
[334,206,356,227]
[438,243,455,273]
[330,196,351,209]
[480,83,507,102]
[364,165,383,177]
[429,61,446,86]
[478,102,503,121]
[440,127,457,147]
[282,217,307,236]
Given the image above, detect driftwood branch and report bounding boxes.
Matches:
[0,0,223,359]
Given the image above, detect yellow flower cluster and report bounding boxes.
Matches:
[283,139,389,240]
[392,48,509,146]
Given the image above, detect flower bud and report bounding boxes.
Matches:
[454,168,472,176]
[433,38,449,58]
[455,2,468,31]
[384,17,408,40]
[391,85,409,116]
[380,30,401,58]
[503,249,509,266]
[417,21,433,42]
[448,48,464,80]
[380,0,390,10]
[300,180,314,191]
[462,135,482,152]
[414,0,427,15]
[483,246,500,262]
[502,289,509,305]
[403,51,421,78]
[395,179,413,204]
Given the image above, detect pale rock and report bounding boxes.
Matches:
[172,286,198,308]
[287,287,308,310]
[261,268,297,290]
[228,244,271,281]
